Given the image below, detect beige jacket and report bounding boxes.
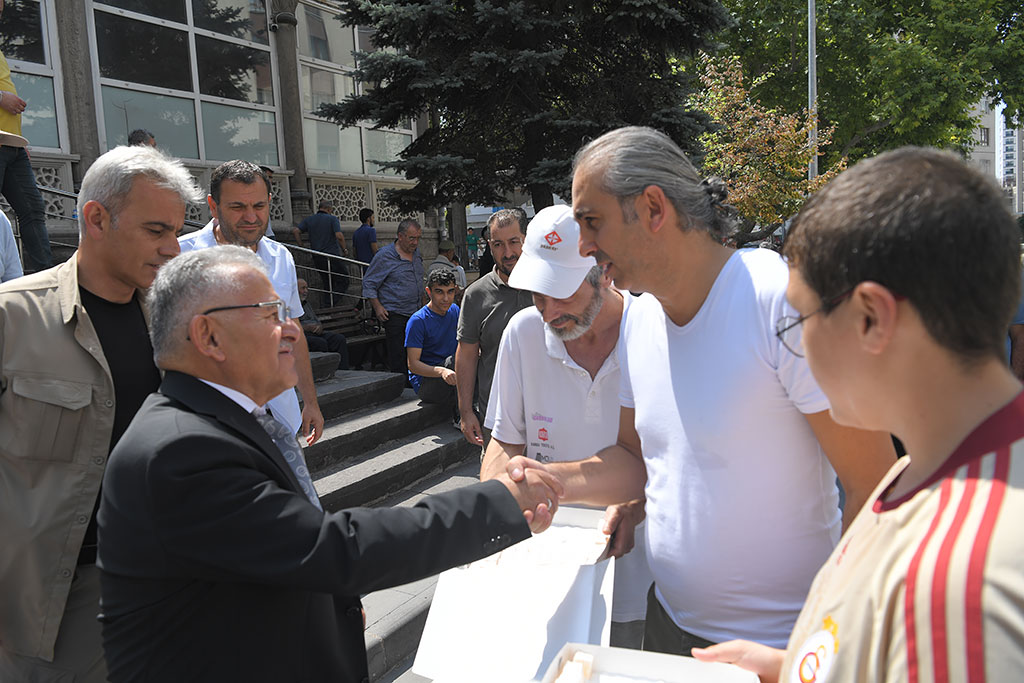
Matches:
[0,254,115,660]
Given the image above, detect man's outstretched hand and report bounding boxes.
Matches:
[495,468,564,534]
[691,640,784,683]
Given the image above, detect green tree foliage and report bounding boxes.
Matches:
[318,1,733,212]
[717,0,1024,167]
[691,54,845,244]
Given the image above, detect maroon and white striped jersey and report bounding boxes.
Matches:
[782,391,1024,683]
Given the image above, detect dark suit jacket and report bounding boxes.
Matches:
[97,371,529,683]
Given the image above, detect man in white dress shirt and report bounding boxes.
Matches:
[179,160,323,443]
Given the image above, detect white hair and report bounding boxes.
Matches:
[148,246,267,365]
[77,145,203,238]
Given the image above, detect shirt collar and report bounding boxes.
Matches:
[198,378,263,414]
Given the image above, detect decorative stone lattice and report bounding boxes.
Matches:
[185,169,210,227]
[35,165,70,218]
[374,185,404,223]
[269,179,287,224]
[186,202,207,225]
[313,181,368,223]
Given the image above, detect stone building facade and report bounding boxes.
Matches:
[1,0,435,259]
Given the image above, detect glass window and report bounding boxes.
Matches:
[303,119,362,173]
[0,0,46,65]
[364,129,410,176]
[10,73,58,148]
[297,4,355,67]
[192,0,269,45]
[102,85,199,159]
[201,101,278,164]
[97,0,186,24]
[95,12,192,91]
[195,36,272,104]
[300,65,355,113]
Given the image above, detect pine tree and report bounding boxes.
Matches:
[318,1,733,212]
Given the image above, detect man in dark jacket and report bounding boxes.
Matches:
[97,246,560,683]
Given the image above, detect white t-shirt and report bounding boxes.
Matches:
[179,227,305,437]
[620,248,836,648]
[487,294,653,621]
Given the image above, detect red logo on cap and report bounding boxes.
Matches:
[538,428,549,442]
[544,230,562,246]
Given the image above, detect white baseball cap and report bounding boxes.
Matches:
[0,129,28,148]
[508,204,596,299]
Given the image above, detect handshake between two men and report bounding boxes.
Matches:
[95,246,585,683]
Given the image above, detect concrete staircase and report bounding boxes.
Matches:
[303,355,479,681]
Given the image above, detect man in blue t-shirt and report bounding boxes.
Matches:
[292,200,349,306]
[406,268,460,417]
[352,208,378,265]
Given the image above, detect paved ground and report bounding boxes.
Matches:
[364,460,480,681]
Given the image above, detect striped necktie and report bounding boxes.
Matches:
[252,409,323,511]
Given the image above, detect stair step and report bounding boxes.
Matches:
[309,370,407,423]
[309,351,341,382]
[362,461,482,682]
[314,424,476,510]
[306,390,451,473]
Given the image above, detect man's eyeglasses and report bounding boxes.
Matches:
[489,237,523,251]
[203,299,288,323]
[775,289,853,357]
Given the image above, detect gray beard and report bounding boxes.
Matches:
[547,288,604,341]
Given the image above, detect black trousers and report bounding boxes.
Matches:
[312,253,349,307]
[642,584,716,657]
[304,331,349,370]
[383,313,411,375]
[416,355,456,415]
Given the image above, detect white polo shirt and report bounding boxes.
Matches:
[486,293,653,622]
[180,226,305,437]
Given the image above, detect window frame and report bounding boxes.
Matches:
[297,0,414,178]
[89,0,283,166]
[3,0,69,153]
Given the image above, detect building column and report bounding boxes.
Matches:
[271,0,312,222]
[54,0,101,186]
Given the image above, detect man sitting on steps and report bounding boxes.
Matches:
[297,277,349,370]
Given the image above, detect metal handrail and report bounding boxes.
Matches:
[26,185,370,315]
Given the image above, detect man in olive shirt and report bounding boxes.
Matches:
[0,145,201,681]
[456,208,533,450]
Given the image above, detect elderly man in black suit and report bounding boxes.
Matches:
[96,245,560,683]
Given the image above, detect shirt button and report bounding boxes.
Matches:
[60,569,71,578]
[104,399,113,408]
[77,515,88,524]
[92,456,104,466]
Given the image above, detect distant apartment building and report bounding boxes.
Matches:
[967,101,996,179]
[1005,126,1023,214]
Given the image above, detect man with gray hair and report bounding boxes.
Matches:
[0,144,201,681]
[506,127,896,655]
[96,246,560,683]
[362,217,425,374]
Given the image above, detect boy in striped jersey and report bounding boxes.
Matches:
[694,147,1024,682]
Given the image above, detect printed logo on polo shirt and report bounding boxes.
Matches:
[544,230,562,246]
[538,428,549,442]
[790,617,838,683]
